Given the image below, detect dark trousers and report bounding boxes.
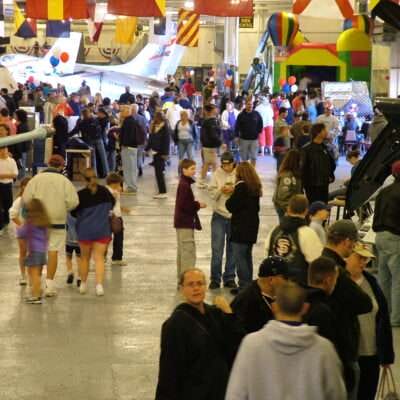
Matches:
[154,154,166,194]
[0,182,13,229]
[357,355,380,400]
[232,242,253,289]
[112,217,124,261]
[304,185,329,203]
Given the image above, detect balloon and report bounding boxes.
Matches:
[288,76,297,85]
[27,76,34,83]
[50,56,60,67]
[279,78,287,87]
[227,69,234,77]
[291,84,299,93]
[52,47,61,57]
[283,83,291,94]
[60,52,69,63]
[267,12,299,47]
[343,15,374,35]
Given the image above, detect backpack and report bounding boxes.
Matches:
[268,226,308,285]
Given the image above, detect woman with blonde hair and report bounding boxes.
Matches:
[72,168,115,296]
[226,162,262,293]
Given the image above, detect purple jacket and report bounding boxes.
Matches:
[174,176,201,230]
[17,223,48,253]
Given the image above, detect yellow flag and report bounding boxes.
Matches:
[114,17,137,45]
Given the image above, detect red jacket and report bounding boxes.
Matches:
[174,176,201,230]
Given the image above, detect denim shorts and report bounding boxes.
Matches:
[25,251,47,267]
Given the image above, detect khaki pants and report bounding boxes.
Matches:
[176,229,196,279]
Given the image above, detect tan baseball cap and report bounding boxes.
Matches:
[353,242,375,258]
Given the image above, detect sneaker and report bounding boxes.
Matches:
[66,273,74,285]
[111,260,128,266]
[25,296,42,304]
[197,181,207,189]
[77,279,81,288]
[19,276,27,286]
[224,280,237,289]
[208,281,220,290]
[153,193,168,199]
[96,284,104,296]
[79,281,87,295]
[45,284,57,297]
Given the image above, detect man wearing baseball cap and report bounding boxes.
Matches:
[23,154,79,297]
[208,152,236,290]
[231,256,288,334]
[373,160,400,327]
[322,220,373,398]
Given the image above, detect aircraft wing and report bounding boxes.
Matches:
[346,98,400,211]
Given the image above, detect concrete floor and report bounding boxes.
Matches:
[0,154,398,399]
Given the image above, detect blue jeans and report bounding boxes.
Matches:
[376,231,400,326]
[231,242,253,289]
[121,147,138,191]
[107,150,116,172]
[347,361,360,400]
[210,213,235,284]
[90,139,109,178]
[177,139,193,160]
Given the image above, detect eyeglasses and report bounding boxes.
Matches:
[183,281,206,288]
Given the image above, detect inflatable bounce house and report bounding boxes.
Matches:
[270,0,374,92]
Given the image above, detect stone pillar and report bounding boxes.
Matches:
[224,17,239,67]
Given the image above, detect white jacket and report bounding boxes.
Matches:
[225,320,346,400]
[208,167,236,219]
[255,102,274,127]
[221,109,239,130]
[23,169,79,225]
[265,224,323,262]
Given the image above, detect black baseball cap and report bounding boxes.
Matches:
[328,220,359,241]
[258,256,289,278]
[221,152,234,164]
[309,201,331,215]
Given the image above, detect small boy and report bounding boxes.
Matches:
[106,172,129,266]
[308,201,331,245]
[66,212,81,286]
[346,149,361,176]
[174,159,206,281]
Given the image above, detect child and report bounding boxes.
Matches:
[308,201,331,245]
[0,145,18,234]
[174,159,206,281]
[346,149,361,176]
[66,212,81,286]
[9,176,31,285]
[17,199,50,304]
[106,172,129,266]
[273,125,290,171]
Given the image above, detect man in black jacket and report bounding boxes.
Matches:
[301,123,336,203]
[155,268,244,400]
[119,105,145,194]
[322,220,373,399]
[231,256,288,334]
[373,160,400,327]
[118,86,136,105]
[199,104,221,188]
[235,97,263,167]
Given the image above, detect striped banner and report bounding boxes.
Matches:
[176,9,199,47]
[26,0,88,20]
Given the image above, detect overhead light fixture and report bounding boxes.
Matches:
[184,1,194,9]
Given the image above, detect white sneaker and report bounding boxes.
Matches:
[45,279,57,297]
[153,193,168,199]
[19,276,27,286]
[95,284,104,296]
[79,282,87,295]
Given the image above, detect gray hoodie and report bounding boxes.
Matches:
[225,320,346,400]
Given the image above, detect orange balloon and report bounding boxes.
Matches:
[60,52,69,63]
[288,76,297,85]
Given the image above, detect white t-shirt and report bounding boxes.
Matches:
[0,156,18,183]
[107,185,121,217]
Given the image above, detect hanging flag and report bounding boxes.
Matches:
[26,0,88,20]
[14,3,37,38]
[87,2,105,43]
[108,0,166,17]
[46,20,71,37]
[114,17,137,45]
[370,0,400,30]
[292,0,354,18]
[176,9,200,47]
[194,0,253,17]
[154,17,166,35]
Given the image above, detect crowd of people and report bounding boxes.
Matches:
[0,75,398,400]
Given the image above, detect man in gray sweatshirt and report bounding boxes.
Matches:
[225,282,346,400]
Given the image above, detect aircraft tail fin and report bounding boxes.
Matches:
[41,32,82,75]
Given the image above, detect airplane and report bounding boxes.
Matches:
[0,26,186,99]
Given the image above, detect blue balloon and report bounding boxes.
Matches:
[227,69,234,77]
[283,83,291,94]
[50,56,60,67]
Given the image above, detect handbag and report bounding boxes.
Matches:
[110,214,122,234]
[377,366,399,400]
